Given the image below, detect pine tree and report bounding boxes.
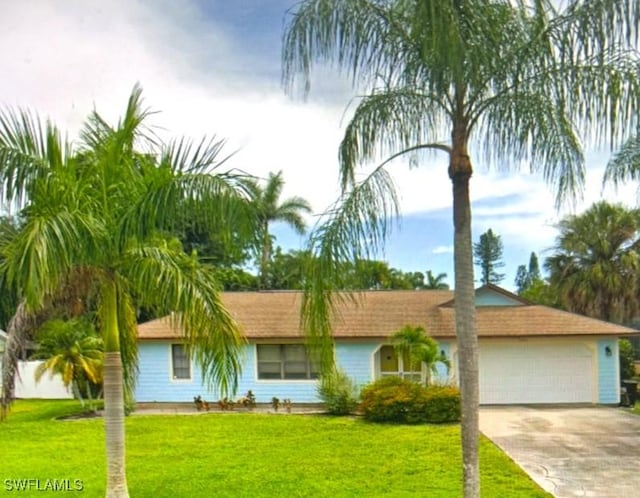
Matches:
[473,229,505,285]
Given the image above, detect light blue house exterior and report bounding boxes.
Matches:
[136,285,635,405]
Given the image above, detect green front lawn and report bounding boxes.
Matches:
[2,400,550,497]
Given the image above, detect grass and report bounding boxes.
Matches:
[1,400,550,497]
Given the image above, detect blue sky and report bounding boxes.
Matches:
[1,0,637,291]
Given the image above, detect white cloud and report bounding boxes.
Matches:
[432,245,454,254]
[1,0,638,277]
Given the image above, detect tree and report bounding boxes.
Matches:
[0,86,249,497]
[390,325,450,386]
[473,229,505,285]
[515,252,542,294]
[32,318,103,410]
[424,270,449,290]
[282,2,640,495]
[246,171,312,289]
[545,201,640,324]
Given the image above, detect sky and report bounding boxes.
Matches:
[1,0,637,291]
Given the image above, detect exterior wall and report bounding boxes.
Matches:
[135,337,619,404]
[14,361,73,399]
[475,288,522,306]
[597,338,620,404]
[136,342,322,403]
[136,341,381,403]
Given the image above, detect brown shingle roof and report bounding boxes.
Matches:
[137,290,638,340]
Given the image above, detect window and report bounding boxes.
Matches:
[171,344,191,380]
[378,345,422,382]
[257,344,320,380]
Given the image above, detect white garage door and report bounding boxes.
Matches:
[479,341,595,404]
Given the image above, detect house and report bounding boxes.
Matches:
[136,284,638,405]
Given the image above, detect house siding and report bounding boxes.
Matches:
[475,288,522,306]
[598,338,619,404]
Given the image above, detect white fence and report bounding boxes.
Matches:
[13,361,73,399]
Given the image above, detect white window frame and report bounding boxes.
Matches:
[256,344,320,381]
[170,343,191,381]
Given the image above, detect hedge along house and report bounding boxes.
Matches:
[135,284,637,405]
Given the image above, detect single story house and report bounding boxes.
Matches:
[136,284,638,405]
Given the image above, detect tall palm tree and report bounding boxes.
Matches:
[32,318,103,409]
[424,270,449,290]
[545,201,640,324]
[282,2,640,495]
[246,170,312,288]
[0,86,250,498]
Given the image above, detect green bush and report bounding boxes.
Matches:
[422,385,461,423]
[317,369,359,415]
[359,377,460,424]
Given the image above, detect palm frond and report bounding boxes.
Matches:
[604,133,640,186]
[122,239,245,397]
[114,278,138,401]
[0,108,69,207]
[1,210,104,310]
[340,88,451,189]
[302,164,399,369]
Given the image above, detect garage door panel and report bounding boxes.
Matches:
[479,342,594,404]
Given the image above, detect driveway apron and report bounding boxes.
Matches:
[479,406,640,498]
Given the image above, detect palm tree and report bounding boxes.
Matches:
[0,86,250,497]
[424,270,449,290]
[390,325,449,385]
[282,2,640,495]
[32,318,103,409]
[390,325,450,385]
[246,171,312,288]
[545,201,640,324]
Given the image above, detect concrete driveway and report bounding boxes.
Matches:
[480,406,640,497]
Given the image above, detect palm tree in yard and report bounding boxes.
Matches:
[390,325,449,385]
[282,1,640,495]
[424,270,449,290]
[0,86,249,498]
[246,170,312,289]
[545,201,640,324]
[32,318,103,410]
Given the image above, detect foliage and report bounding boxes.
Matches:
[620,339,636,381]
[390,324,450,385]
[31,318,103,410]
[424,270,449,290]
[360,377,460,424]
[519,279,562,308]
[317,368,359,415]
[2,400,551,498]
[0,85,250,496]
[545,201,640,324]
[245,170,312,289]
[283,1,640,494]
[422,385,462,424]
[515,252,542,294]
[267,248,436,290]
[474,229,505,285]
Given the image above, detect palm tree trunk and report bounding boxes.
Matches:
[102,281,129,498]
[260,221,271,289]
[450,121,480,498]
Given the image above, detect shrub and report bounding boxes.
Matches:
[317,369,359,415]
[359,377,460,424]
[422,385,461,423]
